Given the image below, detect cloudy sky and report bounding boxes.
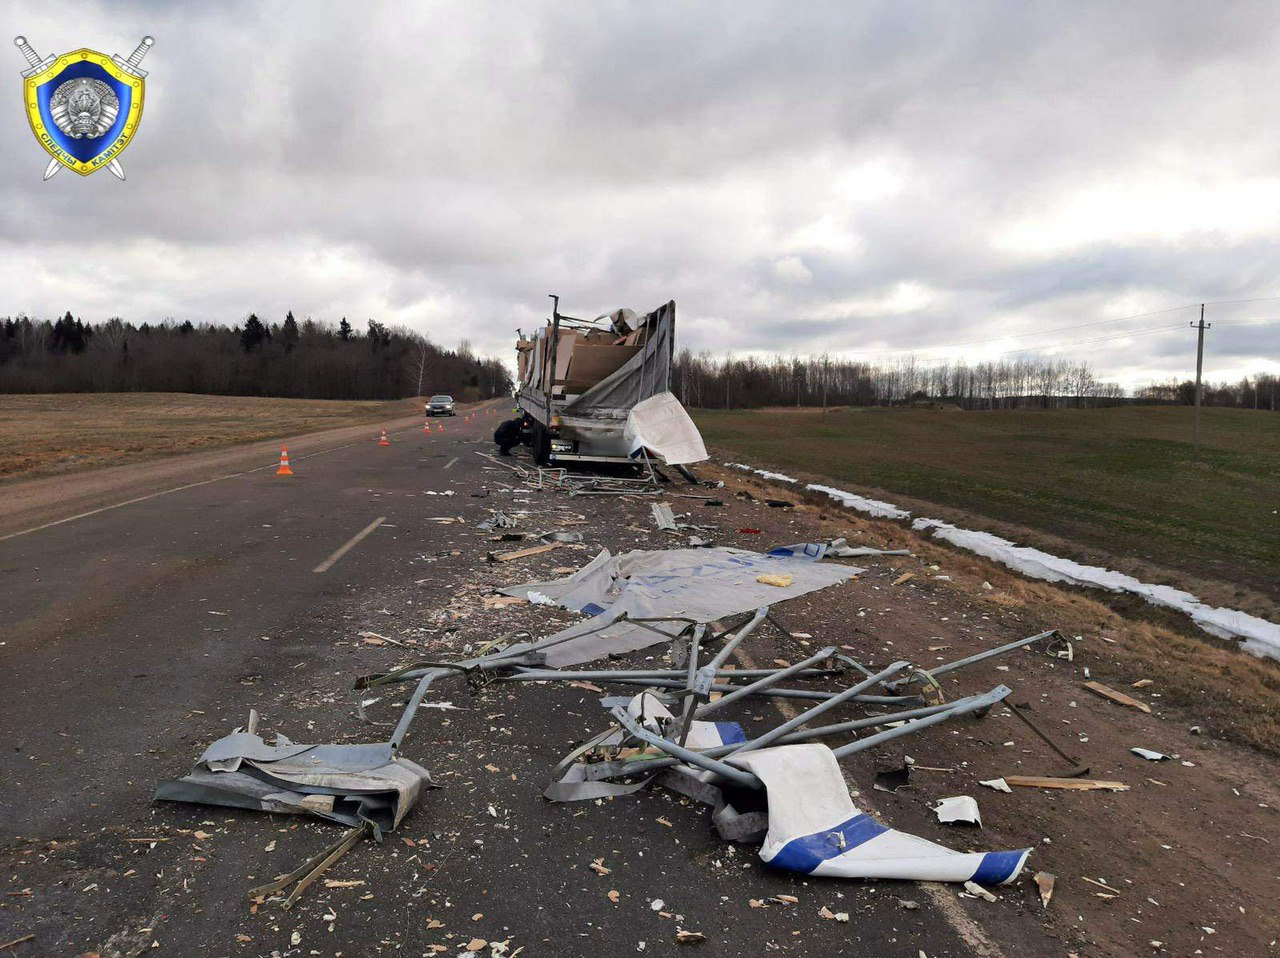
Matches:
[2,1,1277,387]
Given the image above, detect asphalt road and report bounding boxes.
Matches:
[0,405,993,957]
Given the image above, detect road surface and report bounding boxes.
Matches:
[0,403,1003,957]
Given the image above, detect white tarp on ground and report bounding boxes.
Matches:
[625,391,708,465]
[728,744,1030,884]
[502,545,862,667]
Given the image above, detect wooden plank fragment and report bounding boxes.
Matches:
[1004,775,1129,791]
[1083,681,1152,713]
[489,542,565,563]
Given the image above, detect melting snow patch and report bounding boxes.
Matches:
[913,518,1280,661]
[725,462,799,484]
[806,484,912,520]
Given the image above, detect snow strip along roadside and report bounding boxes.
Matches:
[726,462,1280,661]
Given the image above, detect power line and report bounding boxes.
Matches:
[847,296,1280,360]
[1000,322,1189,355]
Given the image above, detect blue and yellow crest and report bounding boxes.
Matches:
[14,35,154,180]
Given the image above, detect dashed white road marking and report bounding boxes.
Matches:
[313,516,387,574]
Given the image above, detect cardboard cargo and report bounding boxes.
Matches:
[561,342,642,394]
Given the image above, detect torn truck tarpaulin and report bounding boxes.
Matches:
[500,546,862,667]
[625,391,708,466]
[155,716,434,835]
[727,744,1029,884]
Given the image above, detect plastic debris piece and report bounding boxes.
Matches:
[1131,748,1171,761]
[730,744,1030,884]
[933,796,982,827]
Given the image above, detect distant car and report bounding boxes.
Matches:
[426,395,456,417]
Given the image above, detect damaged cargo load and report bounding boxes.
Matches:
[515,298,707,466]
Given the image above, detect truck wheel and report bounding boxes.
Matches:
[531,421,552,466]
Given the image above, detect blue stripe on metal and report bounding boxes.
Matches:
[714,722,746,744]
[768,813,889,873]
[970,849,1030,885]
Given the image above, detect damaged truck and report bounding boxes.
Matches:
[510,297,706,467]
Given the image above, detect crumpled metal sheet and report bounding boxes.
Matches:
[502,546,862,667]
[156,725,434,835]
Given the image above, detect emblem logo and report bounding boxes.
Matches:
[13,35,154,180]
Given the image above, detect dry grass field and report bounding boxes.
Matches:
[0,392,421,482]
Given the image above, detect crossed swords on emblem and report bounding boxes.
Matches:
[14,35,154,181]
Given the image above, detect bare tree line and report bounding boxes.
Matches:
[1136,376,1280,411]
[673,350,1277,411]
[0,313,512,401]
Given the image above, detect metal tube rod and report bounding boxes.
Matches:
[706,607,768,673]
[832,684,1011,758]
[694,646,837,716]
[611,706,762,789]
[581,690,1000,782]
[674,623,706,746]
[504,666,841,681]
[729,661,910,756]
[886,630,1056,690]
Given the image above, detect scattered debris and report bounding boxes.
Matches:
[978,778,1012,793]
[1131,748,1171,761]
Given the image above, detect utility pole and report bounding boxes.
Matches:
[1191,304,1210,461]
[821,354,829,414]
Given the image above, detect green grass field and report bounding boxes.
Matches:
[695,405,1280,600]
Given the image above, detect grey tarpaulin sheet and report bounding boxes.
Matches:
[502,545,862,667]
[156,727,433,835]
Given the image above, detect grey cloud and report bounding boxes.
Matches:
[1,0,1277,384]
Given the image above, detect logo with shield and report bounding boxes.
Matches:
[14,35,154,180]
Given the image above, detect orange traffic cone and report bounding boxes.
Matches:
[423,421,432,434]
[379,429,391,446]
[276,446,294,476]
